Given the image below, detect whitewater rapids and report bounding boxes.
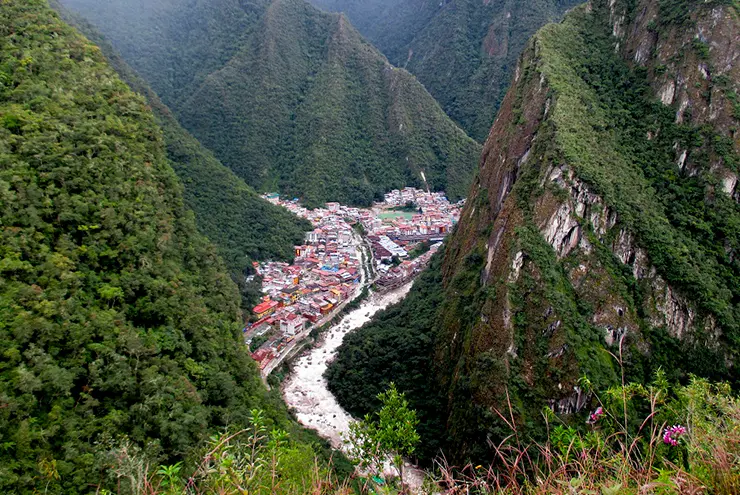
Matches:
[281,283,413,449]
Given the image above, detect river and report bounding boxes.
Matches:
[281,282,413,450]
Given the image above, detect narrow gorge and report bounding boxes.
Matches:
[2,0,739,492]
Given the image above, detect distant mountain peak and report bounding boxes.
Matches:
[61,0,481,207]
[309,0,583,140]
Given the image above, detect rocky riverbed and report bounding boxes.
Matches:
[282,282,413,449]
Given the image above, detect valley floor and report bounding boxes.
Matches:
[281,282,414,450]
[246,188,461,378]
[280,283,428,493]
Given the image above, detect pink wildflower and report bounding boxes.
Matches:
[586,406,605,425]
[663,425,686,446]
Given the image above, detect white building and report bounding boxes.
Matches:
[305,231,321,244]
[378,236,408,258]
[280,313,305,336]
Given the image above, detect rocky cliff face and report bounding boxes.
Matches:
[613,0,739,196]
[431,0,738,457]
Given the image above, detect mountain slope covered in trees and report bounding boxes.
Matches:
[0,1,323,491]
[309,0,582,141]
[328,0,740,462]
[60,0,481,207]
[49,1,311,309]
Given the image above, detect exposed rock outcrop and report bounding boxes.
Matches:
[431,0,739,459]
[327,0,738,465]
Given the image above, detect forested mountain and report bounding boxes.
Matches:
[0,1,322,491]
[60,0,481,207]
[49,0,311,309]
[309,0,582,141]
[328,0,740,462]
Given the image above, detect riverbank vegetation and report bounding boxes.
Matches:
[326,252,447,461]
[406,241,431,261]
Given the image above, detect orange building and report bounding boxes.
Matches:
[253,300,279,319]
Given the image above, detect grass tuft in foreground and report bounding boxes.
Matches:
[99,370,740,494]
[429,372,740,495]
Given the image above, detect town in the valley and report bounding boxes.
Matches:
[245,187,463,375]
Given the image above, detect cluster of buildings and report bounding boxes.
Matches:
[374,242,442,291]
[246,188,462,370]
[245,198,364,369]
[365,188,462,288]
[364,188,462,239]
[384,187,465,209]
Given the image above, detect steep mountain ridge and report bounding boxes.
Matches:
[309,0,582,141]
[0,1,320,490]
[439,0,740,453]
[56,0,271,110]
[328,0,739,462]
[60,0,481,207]
[309,0,440,58]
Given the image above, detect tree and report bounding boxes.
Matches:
[346,383,420,492]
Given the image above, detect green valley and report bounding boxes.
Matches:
[60,0,481,207]
[3,0,740,493]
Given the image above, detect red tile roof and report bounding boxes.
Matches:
[253,300,279,314]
